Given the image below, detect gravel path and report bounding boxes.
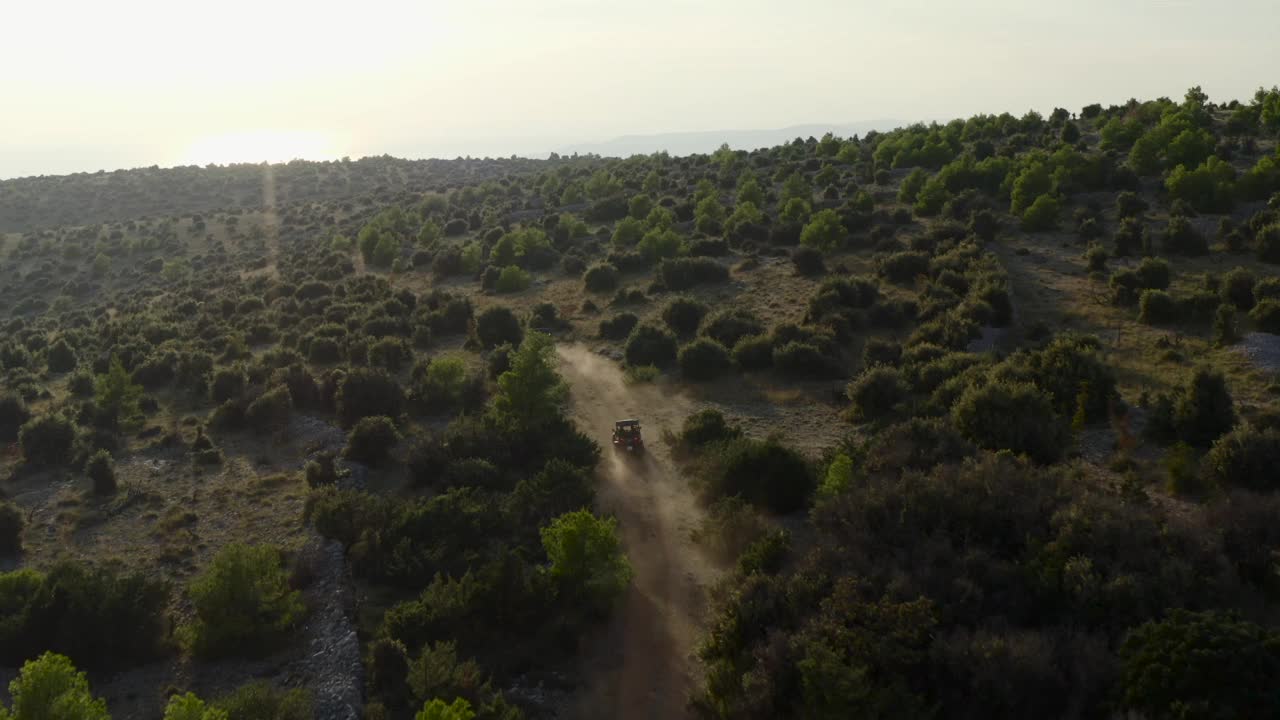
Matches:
[1235,332,1280,374]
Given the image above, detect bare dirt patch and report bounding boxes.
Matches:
[555,345,720,720]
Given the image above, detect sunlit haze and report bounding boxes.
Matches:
[3,0,1278,178]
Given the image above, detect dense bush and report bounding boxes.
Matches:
[19,413,76,466]
[1162,215,1208,255]
[541,510,632,616]
[659,257,728,290]
[0,652,109,720]
[46,338,78,373]
[185,544,305,659]
[1119,610,1280,720]
[85,450,116,495]
[494,265,531,293]
[1252,299,1280,333]
[209,365,248,403]
[335,368,404,427]
[1136,257,1170,290]
[791,246,825,276]
[772,341,841,379]
[731,334,774,371]
[679,409,741,448]
[953,380,1067,463]
[475,306,523,350]
[1138,289,1178,324]
[661,296,708,336]
[0,501,22,555]
[679,338,732,381]
[624,324,678,369]
[0,562,169,667]
[0,393,31,442]
[1202,425,1280,492]
[582,262,620,293]
[1256,223,1280,263]
[1175,367,1237,447]
[878,250,931,283]
[847,366,906,420]
[245,384,292,432]
[344,416,402,466]
[215,681,313,720]
[701,309,764,349]
[698,436,814,513]
[598,312,638,341]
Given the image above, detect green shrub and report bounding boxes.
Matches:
[215,681,312,720]
[953,380,1067,463]
[661,297,708,336]
[878,251,930,284]
[541,510,632,614]
[0,501,23,555]
[19,414,76,466]
[1223,267,1256,310]
[1138,289,1178,324]
[46,338,78,373]
[209,365,247,403]
[1203,425,1280,492]
[0,562,169,668]
[799,209,848,253]
[1256,223,1280,263]
[2,652,110,720]
[475,306,523,350]
[1136,257,1171,290]
[772,341,840,379]
[1021,194,1061,231]
[1119,610,1280,720]
[731,334,774,371]
[598,312,638,341]
[847,366,906,420]
[185,544,305,659]
[1214,304,1239,346]
[245,385,292,432]
[678,338,732,381]
[658,257,729,290]
[701,437,814,513]
[0,393,31,442]
[369,337,411,372]
[494,265,530,293]
[1252,299,1280,334]
[1175,367,1237,447]
[624,324,678,369]
[1162,215,1208,255]
[792,246,826,276]
[680,409,742,448]
[336,368,405,427]
[344,416,402,466]
[85,450,116,495]
[162,692,228,720]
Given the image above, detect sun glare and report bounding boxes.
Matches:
[179,130,339,167]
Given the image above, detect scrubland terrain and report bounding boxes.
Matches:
[2,86,1280,720]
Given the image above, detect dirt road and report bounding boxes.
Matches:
[556,345,721,720]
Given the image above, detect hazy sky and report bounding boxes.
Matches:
[3,0,1278,178]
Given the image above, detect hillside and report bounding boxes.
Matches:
[2,85,1280,720]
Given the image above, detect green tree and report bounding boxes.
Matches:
[1119,610,1280,720]
[898,168,927,204]
[637,228,685,263]
[94,355,142,429]
[415,698,475,720]
[1021,194,1061,231]
[184,544,305,659]
[642,169,662,194]
[628,194,653,220]
[781,197,812,224]
[781,171,811,203]
[612,216,645,247]
[585,170,622,201]
[695,195,726,234]
[2,652,109,720]
[799,210,847,254]
[737,173,765,207]
[491,332,568,430]
[818,453,854,498]
[164,693,229,720]
[418,219,443,246]
[372,233,399,267]
[540,510,632,613]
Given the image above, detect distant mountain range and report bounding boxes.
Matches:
[552,120,908,158]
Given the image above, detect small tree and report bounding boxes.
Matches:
[0,501,22,555]
[1021,194,1061,231]
[1213,304,1239,346]
[164,693,229,720]
[344,416,402,465]
[475,306,524,350]
[184,544,305,659]
[95,355,143,428]
[19,414,76,467]
[678,338,732,381]
[413,698,475,720]
[1175,367,1236,447]
[540,510,632,615]
[2,652,110,720]
[624,324,678,369]
[799,210,847,253]
[491,331,568,431]
[85,450,116,495]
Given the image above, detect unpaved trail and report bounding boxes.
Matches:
[556,345,722,720]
